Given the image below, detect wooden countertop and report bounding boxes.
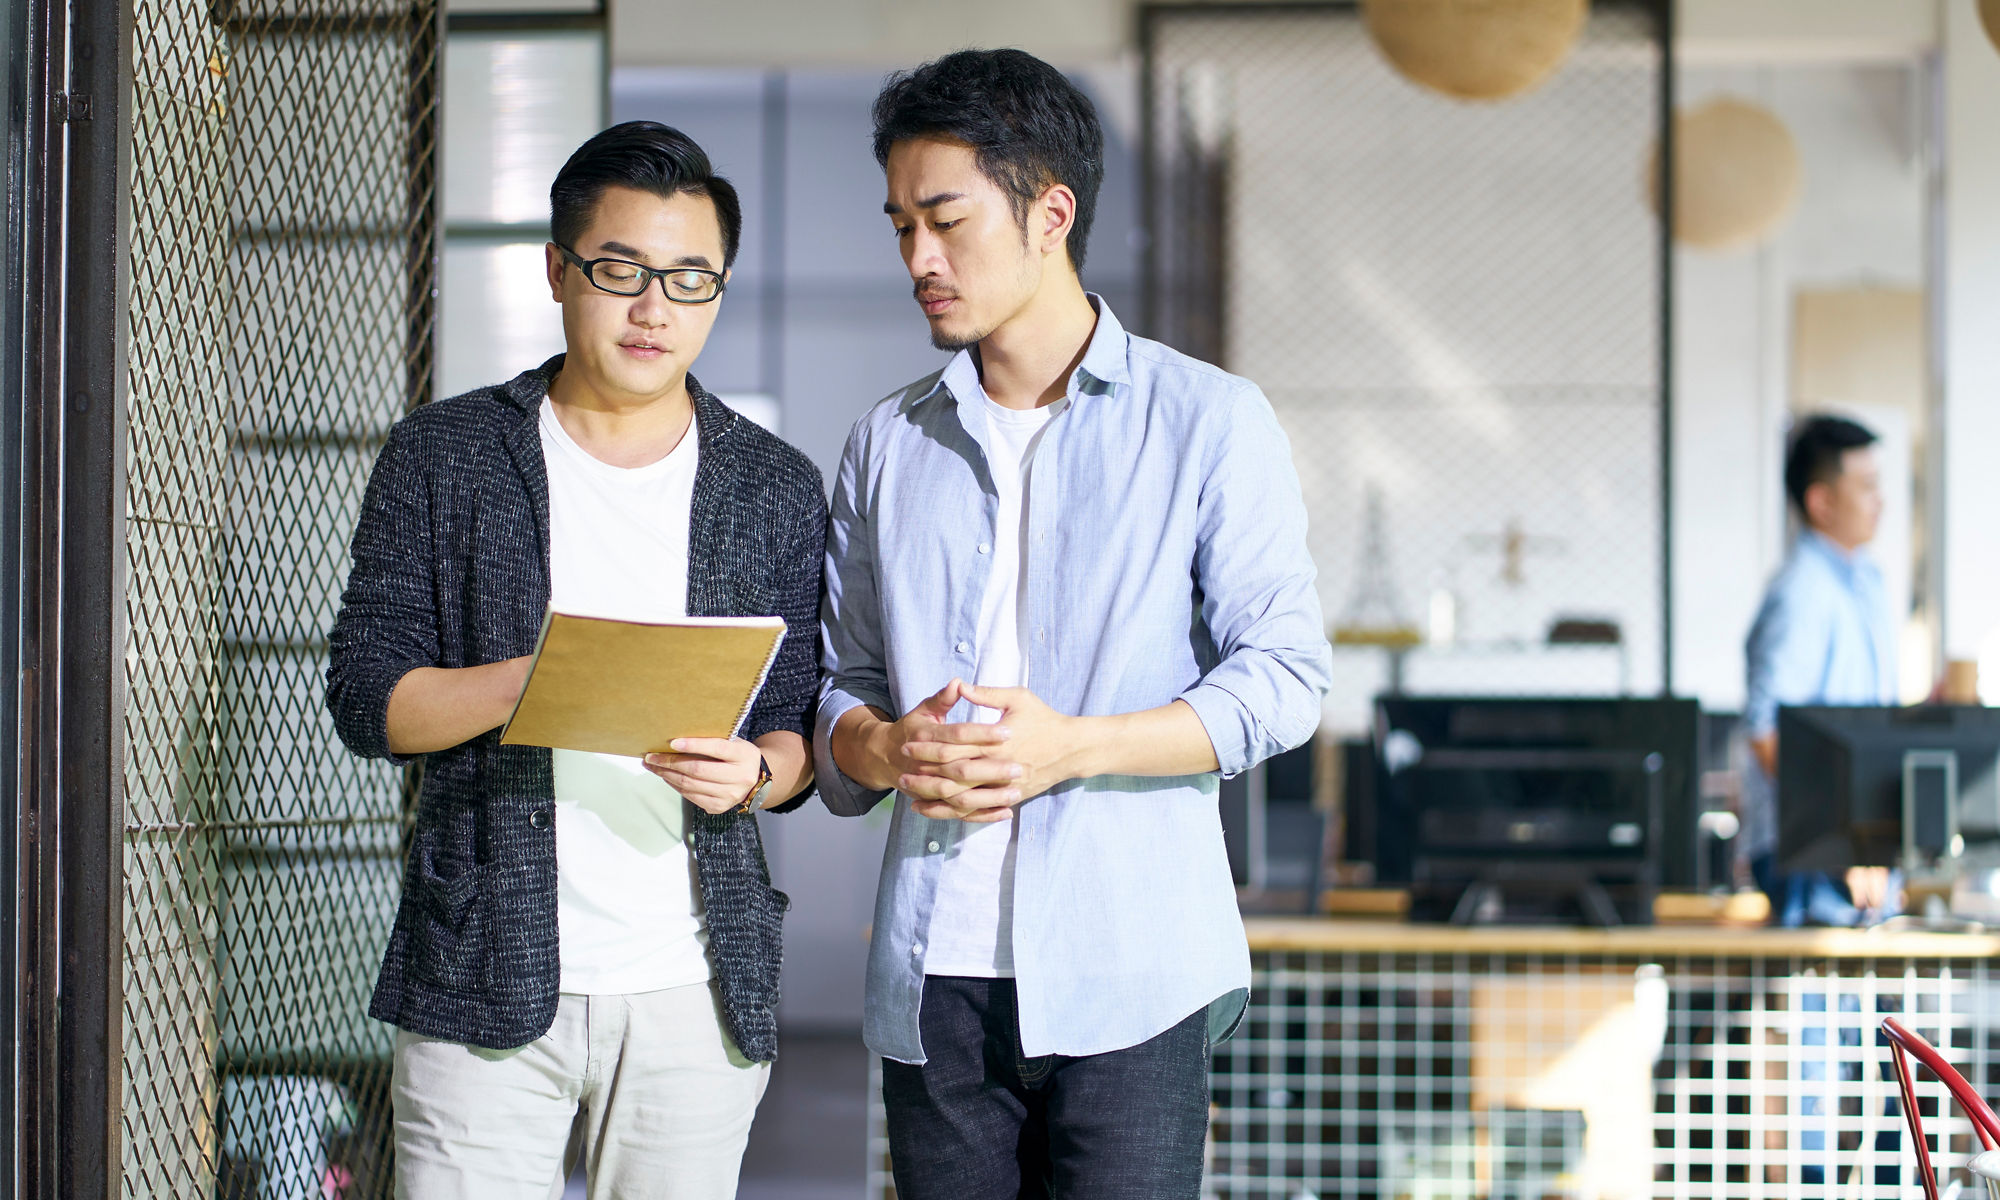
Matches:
[1244,917,2000,958]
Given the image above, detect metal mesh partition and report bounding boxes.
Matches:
[1144,2,1668,732]
[122,0,437,1191]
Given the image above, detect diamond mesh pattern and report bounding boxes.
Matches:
[123,0,436,1191]
[1146,3,1666,730]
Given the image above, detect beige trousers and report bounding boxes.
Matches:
[391,983,771,1200]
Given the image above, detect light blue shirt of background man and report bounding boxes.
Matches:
[1742,413,1897,926]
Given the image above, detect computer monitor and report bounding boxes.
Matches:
[1372,697,1700,925]
[1220,741,1326,909]
[1776,705,2000,874]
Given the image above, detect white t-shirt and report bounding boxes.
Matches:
[922,393,1066,979]
[539,396,711,995]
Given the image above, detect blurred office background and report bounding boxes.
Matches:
[423,0,1992,1032]
[9,1,2000,1198]
[436,4,2000,1194]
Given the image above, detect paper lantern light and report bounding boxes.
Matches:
[1362,0,1589,102]
[1650,97,1801,252]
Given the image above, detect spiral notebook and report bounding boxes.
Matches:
[499,609,787,758]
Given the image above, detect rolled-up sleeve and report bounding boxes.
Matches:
[814,424,896,817]
[1178,381,1333,777]
[325,420,439,764]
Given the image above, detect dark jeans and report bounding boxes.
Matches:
[880,976,1211,1200]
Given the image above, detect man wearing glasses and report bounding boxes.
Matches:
[327,121,824,1199]
[817,50,1331,1197]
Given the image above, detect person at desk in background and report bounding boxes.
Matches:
[1742,413,1899,926]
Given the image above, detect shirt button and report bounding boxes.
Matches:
[912,943,924,957]
[926,840,941,853]
[529,808,551,830]
[955,641,970,655]
[977,542,991,555]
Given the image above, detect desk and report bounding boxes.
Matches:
[866,921,2000,1200]
[1246,917,2000,960]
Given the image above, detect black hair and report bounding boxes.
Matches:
[872,48,1105,273]
[549,121,742,268]
[1784,413,1878,515]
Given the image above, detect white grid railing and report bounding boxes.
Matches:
[867,951,1999,1200]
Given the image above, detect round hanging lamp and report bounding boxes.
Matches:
[1361,0,1589,102]
[1649,96,1801,251]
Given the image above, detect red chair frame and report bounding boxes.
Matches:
[1882,1017,2000,1200]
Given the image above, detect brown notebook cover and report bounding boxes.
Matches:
[499,609,787,757]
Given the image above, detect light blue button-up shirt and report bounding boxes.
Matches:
[815,299,1332,1065]
[1740,529,1897,858]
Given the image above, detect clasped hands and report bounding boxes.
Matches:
[885,679,1083,823]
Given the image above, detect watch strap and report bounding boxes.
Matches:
[736,753,773,814]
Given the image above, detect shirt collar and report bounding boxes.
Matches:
[1075,294,1131,391]
[1798,527,1874,581]
[935,345,983,410]
[920,292,1130,409]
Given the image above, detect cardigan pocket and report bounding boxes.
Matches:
[749,883,790,1005]
[407,833,489,994]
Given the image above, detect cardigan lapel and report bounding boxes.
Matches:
[499,357,558,577]
[685,374,742,619]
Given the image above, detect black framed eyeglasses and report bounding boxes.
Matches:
[556,244,726,304]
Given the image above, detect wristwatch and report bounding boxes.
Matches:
[736,754,773,814]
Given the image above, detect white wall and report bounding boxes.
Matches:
[1940,0,2000,671]
[1677,0,1936,64]
[1669,62,1928,713]
[1164,8,1666,732]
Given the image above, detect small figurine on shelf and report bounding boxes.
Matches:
[1461,515,1565,647]
[1332,484,1422,649]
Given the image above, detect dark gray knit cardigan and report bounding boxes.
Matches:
[325,357,825,1058]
